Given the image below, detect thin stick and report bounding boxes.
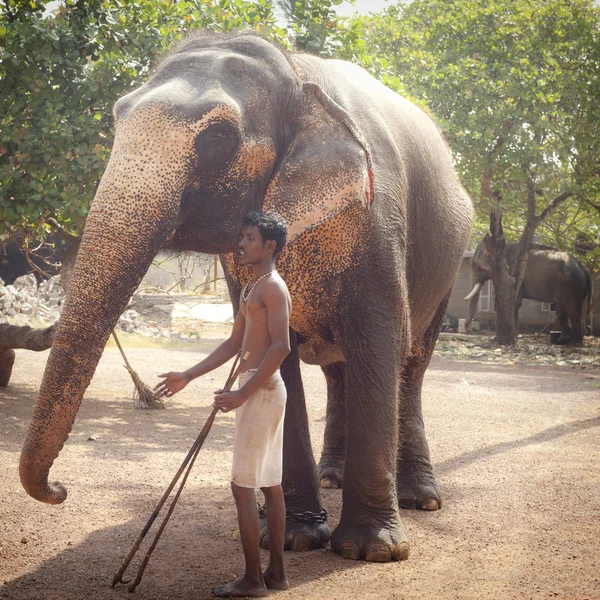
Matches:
[127,409,218,592]
[112,330,135,373]
[534,315,558,337]
[112,351,249,590]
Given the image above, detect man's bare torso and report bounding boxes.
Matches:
[240,272,292,371]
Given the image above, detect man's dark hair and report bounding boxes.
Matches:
[242,211,288,257]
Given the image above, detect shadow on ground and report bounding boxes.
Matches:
[0,488,358,600]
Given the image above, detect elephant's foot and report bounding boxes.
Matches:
[318,460,344,489]
[331,516,409,562]
[259,510,330,552]
[397,480,442,511]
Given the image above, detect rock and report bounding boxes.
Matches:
[21,537,28,544]
[87,435,97,441]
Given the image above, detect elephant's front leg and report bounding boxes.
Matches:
[260,331,330,552]
[318,362,346,489]
[331,311,410,562]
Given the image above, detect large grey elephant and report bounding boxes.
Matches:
[19,33,473,562]
[465,241,592,344]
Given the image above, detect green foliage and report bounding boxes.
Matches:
[278,0,351,55]
[355,0,600,272]
[0,0,286,242]
[2,0,599,276]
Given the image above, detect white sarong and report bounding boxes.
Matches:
[231,370,286,488]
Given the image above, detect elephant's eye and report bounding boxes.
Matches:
[194,123,239,168]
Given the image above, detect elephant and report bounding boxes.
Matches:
[0,233,79,286]
[19,32,473,562]
[465,240,592,344]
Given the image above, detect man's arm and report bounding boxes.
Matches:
[154,307,245,398]
[213,281,290,410]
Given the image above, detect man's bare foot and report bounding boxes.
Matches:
[263,566,289,591]
[212,576,269,597]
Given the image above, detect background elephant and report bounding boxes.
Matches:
[19,32,473,562]
[465,241,592,343]
[0,233,79,286]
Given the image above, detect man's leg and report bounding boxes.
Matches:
[261,485,289,590]
[213,484,268,598]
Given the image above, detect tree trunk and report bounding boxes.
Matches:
[0,323,56,387]
[484,210,517,345]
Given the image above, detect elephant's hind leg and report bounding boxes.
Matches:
[318,361,346,489]
[397,293,451,511]
[556,304,572,344]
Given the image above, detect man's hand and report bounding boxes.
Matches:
[213,389,248,413]
[154,372,190,398]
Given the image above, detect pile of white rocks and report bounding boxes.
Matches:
[0,274,63,324]
[0,274,173,338]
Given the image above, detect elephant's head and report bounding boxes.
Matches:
[464,239,492,327]
[20,33,373,503]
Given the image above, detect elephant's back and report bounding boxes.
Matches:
[291,54,474,335]
[290,55,447,167]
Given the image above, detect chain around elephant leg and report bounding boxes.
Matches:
[259,506,330,552]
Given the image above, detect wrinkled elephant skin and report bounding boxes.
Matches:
[20,34,473,562]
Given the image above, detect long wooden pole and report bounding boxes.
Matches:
[112,351,249,590]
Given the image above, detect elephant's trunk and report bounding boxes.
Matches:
[19,115,190,503]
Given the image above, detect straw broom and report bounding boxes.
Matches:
[111,330,165,409]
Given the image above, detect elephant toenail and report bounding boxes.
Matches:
[339,541,361,560]
[290,533,316,552]
[319,478,341,489]
[393,542,410,561]
[365,544,391,562]
[420,498,440,511]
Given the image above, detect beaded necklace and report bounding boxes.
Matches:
[241,270,274,303]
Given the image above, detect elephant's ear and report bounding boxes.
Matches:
[263,83,374,245]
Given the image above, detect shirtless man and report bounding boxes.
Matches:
[154,211,291,597]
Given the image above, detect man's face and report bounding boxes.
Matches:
[238,225,273,265]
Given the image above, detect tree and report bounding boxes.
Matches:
[355,0,600,342]
[0,0,286,246]
[277,0,359,56]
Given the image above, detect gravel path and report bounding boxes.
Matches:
[1,332,599,600]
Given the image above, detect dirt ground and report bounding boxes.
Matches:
[1,326,599,600]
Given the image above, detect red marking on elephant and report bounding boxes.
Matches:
[367,169,374,206]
